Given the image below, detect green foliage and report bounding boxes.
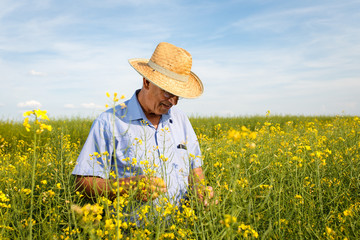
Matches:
[0,115,359,239]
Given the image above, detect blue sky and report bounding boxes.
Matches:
[1,0,360,120]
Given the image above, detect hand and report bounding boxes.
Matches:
[195,185,218,207]
[135,176,167,202]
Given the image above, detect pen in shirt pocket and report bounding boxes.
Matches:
[177,144,187,150]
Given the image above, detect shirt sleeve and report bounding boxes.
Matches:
[72,118,113,179]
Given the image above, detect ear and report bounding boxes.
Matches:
[143,77,150,89]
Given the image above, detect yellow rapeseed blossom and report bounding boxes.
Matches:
[21,188,32,195]
[0,190,11,209]
[22,109,52,133]
[237,178,248,188]
[23,117,31,132]
[325,226,336,239]
[238,223,259,238]
[294,194,304,204]
[220,214,237,228]
[160,154,168,162]
[3,109,360,238]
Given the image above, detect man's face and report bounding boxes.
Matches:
[145,81,179,116]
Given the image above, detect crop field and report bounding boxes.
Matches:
[0,110,359,239]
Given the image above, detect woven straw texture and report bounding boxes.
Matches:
[129,42,203,99]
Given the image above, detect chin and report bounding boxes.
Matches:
[157,109,169,115]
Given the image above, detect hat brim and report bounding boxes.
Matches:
[129,58,204,99]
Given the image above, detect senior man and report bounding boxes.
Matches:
[72,42,214,208]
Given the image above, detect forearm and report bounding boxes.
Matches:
[75,175,166,201]
[75,175,140,200]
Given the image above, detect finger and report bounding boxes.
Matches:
[151,192,159,200]
[152,177,166,188]
[206,186,214,199]
[149,184,167,193]
[150,185,157,192]
[137,192,149,202]
[160,187,167,193]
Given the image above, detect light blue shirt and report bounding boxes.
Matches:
[72,90,203,204]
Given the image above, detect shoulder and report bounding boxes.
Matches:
[97,103,129,122]
[169,106,189,123]
[169,106,193,128]
[169,106,187,118]
[91,107,119,130]
[95,109,113,124]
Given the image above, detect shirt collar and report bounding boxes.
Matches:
[122,90,144,121]
[122,90,173,126]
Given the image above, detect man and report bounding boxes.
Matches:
[72,42,214,208]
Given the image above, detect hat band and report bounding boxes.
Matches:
[147,60,189,82]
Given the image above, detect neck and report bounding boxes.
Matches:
[137,89,161,128]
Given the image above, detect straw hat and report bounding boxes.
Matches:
[128,42,203,99]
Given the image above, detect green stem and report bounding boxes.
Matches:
[29,132,37,240]
[111,101,121,240]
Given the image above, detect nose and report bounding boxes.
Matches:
[168,96,178,105]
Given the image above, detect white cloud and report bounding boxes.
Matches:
[81,103,103,109]
[17,100,42,108]
[29,70,47,76]
[0,103,4,107]
[64,103,76,109]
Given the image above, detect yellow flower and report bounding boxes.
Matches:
[113,92,119,102]
[22,109,52,133]
[343,209,353,217]
[160,154,168,162]
[34,109,49,120]
[237,178,248,188]
[238,223,259,238]
[105,219,115,231]
[294,194,302,199]
[120,102,126,109]
[294,194,304,204]
[325,226,336,237]
[23,118,31,131]
[40,123,52,132]
[214,161,222,168]
[21,188,32,195]
[0,191,10,203]
[47,190,55,197]
[23,110,34,117]
[220,214,237,228]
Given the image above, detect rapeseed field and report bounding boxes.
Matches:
[0,106,359,239]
